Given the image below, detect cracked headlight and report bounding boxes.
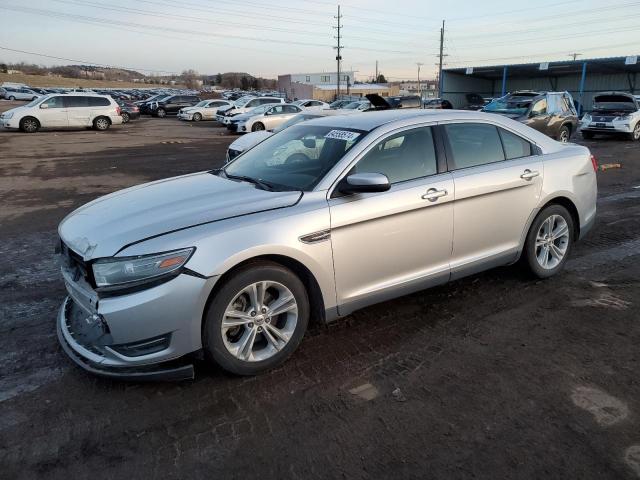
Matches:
[92,248,195,288]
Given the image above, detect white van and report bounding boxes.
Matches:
[0,93,123,133]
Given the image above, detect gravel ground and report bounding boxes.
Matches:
[1,100,639,480]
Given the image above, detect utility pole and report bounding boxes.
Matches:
[569,52,582,61]
[333,5,343,100]
[437,19,445,96]
[416,62,423,98]
[375,60,378,83]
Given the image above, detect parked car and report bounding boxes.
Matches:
[423,98,453,109]
[217,97,286,124]
[579,92,640,141]
[229,103,303,133]
[340,100,371,111]
[116,101,140,123]
[461,93,488,110]
[1,93,122,133]
[177,99,233,121]
[149,94,201,117]
[292,99,330,111]
[328,100,353,109]
[482,91,578,143]
[56,109,597,380]
[366,94,422,110]
[139,95,171,115]
[3,87,41,101]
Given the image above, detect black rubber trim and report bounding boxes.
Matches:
[57,316,195,382]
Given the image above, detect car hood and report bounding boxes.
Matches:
[233,112,261,122]
[58,171,302,260]
[229,130,273,152]
[0,105,29,117]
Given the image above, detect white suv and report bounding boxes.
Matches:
[0,93,123,133]
[217,97,286,125]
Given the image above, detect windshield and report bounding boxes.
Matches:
[292,100,304,106]
[483,96,531,115]
[234,97,254,107]
[25,96,46,108]
[223,124,367,191]
[273,114,322,133]
[195,100,209,107]
[343,102,363,110]
[246,104,270,115]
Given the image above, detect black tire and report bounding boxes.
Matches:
[121,112,130,124]
[627,122,640,141]
[523,204,574,279]
[9,96,15,101]
[558,125,571,143]
[93,116,111,131]
[581,131,595,140]
[156,108,166,118]
[193,112,202,122]
[203,261,309,375]
[20,116,40,133]
[252,122,265,132]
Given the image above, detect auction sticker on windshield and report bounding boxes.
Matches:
[325,130,361,141]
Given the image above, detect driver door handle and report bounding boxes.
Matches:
[520,169,539,181]
[422,188,448,201]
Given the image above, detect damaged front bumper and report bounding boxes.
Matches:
[57,296,195,381]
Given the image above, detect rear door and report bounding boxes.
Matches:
[442,121,543,278]
[65,97,91,126]
[38,95,69,128]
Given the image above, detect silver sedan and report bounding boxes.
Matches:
[57,109,597,380]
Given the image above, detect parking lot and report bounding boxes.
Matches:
[1,98,640,479]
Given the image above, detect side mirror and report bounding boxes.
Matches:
[40,103,49,109]
[339,172,391,194]
[302,138,316,149]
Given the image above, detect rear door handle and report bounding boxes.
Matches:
[520,169,540,180]
[422,188,448,201]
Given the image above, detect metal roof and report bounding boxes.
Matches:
[444,55,640,80]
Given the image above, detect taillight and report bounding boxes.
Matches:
[590,154,598,172]
[116,106,121,115]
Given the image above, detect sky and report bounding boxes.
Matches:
[0,0,639,81]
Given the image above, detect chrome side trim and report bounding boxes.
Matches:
[299,229,331,244]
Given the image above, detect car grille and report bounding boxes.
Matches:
[592,115,616,122]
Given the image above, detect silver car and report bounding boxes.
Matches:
[57,110,597,380]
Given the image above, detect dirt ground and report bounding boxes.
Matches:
[1,99,639,480]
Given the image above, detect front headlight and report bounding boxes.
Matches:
[1,112,13,119]
[92,248,194,288]
[615,114,631,121]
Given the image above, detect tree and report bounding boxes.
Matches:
[240,76,250,90]
[375,73,387,83]
[181,69,201,89]
[215,72,223,84]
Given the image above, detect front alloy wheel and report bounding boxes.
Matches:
[630,123,640,141]
[558,126,570,143]
[193,112,202,122]
[203,262,309,375]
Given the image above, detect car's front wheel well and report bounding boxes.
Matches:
[542,196,580,240]
[202,255,326,331]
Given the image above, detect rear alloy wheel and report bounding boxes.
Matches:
[20,117,40,133]
[252,122,265,132]
[628,122,640,141]
[93,117,110,131]
[558,125,570,143]
[156,108,166,118]
[203,262,309,375]
[192,112,202,122]
[121,112,130,124]
[524,204,573,278]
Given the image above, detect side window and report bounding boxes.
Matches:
[284,105,299,113]
[63,96,89,108]
[259,99,275,105]
[270,105,285,114]
[41,96,65,108]
[498,128,532,160]
[246,99,258,108]
[530,98,547,115]
[88,97,110,107]
[353,127,437,184]
[444,123,505,170]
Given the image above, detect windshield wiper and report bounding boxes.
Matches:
[224,173,276,191]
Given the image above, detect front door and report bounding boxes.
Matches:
[38,96,68,128]
[329,125,454,315]
[441,122,544,278]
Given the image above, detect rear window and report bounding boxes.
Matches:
[499,128,532,160]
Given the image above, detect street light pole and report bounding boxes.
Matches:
[416,62,423,99]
